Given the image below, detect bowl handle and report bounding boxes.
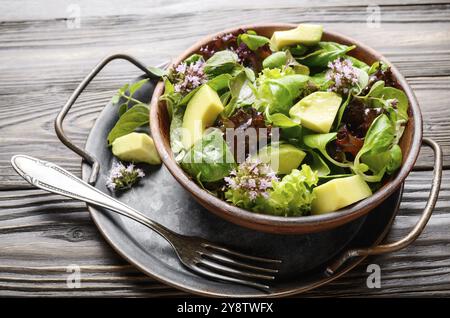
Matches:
[326,137,443,275]
[54,54,167,185]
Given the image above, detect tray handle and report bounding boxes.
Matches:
[327,137,443,275]
[55,53,165,184]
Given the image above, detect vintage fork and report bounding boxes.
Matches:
[11,155,281,290]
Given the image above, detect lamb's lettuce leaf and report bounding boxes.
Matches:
[207,73,233,92]
[306,150,331,177]
[204,50,239,77]
[353,114,397,182]
[107,104,149,145]
[222,70,256,117]
[169,105,186,162]
[345,55,370,72]
[183,54,204,65]
[262,51,287,69]
[303,132,352,168]
[297,42,356,68]
[239,33,270,51]
[386,144,402,174]
[256,69,309,114]
[181,129,236,182]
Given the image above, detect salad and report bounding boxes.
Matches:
[160,24,409,216]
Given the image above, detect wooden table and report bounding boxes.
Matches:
[1,0,449,297]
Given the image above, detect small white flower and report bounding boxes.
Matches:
[249,191,258,200]
[221,33,234,42]
[126,163,135,172]
[175,63,187,74]
[327,58,359,94]
[106,162,145,192]
[137,169,145,178]
[259,179,272,190]
[106,178,116,191]
[248,178,256,188]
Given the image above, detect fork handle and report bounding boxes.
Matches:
[11,155,178,242]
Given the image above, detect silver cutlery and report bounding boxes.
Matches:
[11,155,281,290]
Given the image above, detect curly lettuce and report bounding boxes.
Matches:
[258,164,318,216]
[225,164,318,216]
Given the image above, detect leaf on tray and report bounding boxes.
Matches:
[107,103,149,145]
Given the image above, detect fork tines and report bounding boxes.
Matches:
[194,242,282,290]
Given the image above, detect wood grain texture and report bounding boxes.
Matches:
[0,0,449,297]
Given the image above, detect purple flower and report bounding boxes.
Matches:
[224,176,237,189]
[259,179,272,190]
[247,178,256,188]
[106,162,145,192]
[221,33,234,42]
[172,60,207,95]
[390,98,399,109]
[175,63,187,74]
[230,43,253,63]
[326,58,360,94]
[224,159,279,203]
[248,191,258,200]
[126,163,135,173]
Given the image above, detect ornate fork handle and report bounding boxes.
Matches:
[11,155,179,242]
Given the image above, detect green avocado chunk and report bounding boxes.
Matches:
[255,144,306,175]
[112,132,161,165]
[311,175,372,215]
[182,84,224,150]
[270,24,323,51]
[289,91,342,133]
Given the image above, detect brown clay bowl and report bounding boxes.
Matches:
[150,23,422,234]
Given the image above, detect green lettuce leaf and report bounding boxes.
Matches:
[255,165,318,216]
[353,114,396,182]
[239,33,270,51]
[181,129,236,182]
[256,69,309,114]
[204,50,239,76]
[297,42,355,68]
[107,104,149,145]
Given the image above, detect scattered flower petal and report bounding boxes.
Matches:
[106,162,145,192]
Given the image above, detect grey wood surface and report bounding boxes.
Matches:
[0,0,449,297]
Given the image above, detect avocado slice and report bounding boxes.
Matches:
[182,84,224,150]
[112,132,161,165]
[311,175,372,215]
[255,144,306,175]
[270,24,323,51]
[289,91,342,133]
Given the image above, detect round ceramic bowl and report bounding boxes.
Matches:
[150,23,423,234]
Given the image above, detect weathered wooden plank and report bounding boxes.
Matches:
[3,0,450,22]
[1,15,450,81]
[0,170,449,296]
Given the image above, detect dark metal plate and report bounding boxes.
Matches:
[81,78,402,297]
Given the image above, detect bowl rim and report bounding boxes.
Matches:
[150,23,423,234]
